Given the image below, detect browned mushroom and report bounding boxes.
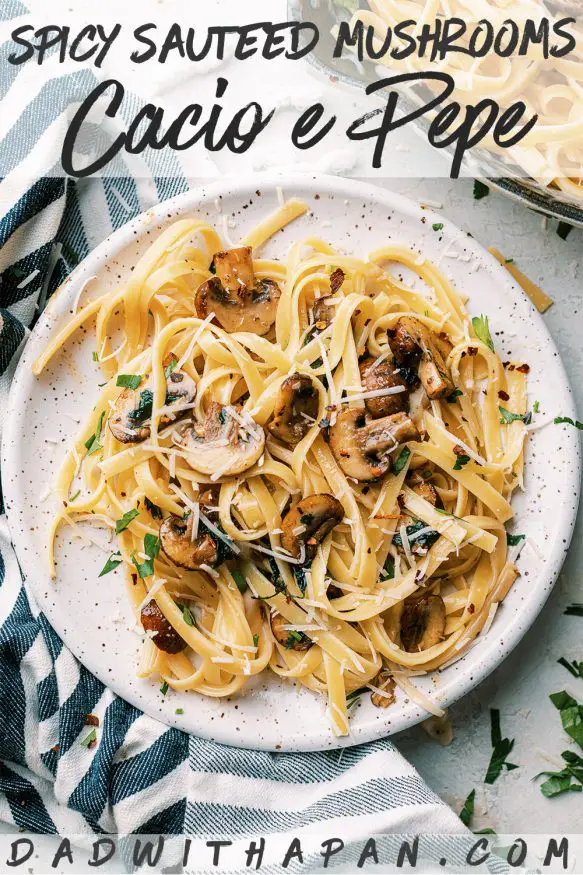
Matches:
[400,594,446,652]
[327,582,343,599]
[270,613,312,651]
[281,494,344,562]
[268,373,319,445]
[329,268,345,293]
[390,317,454,400]
[198,485,221,520]
[182,402,265,478]
[159,512,218,570]
[329,409,419,481]
[411,480,440,507]
[141,600,187,653]
[370,667,396,709]
[109,361,196,444]
[195,246,280,335]
[358,356,409,418]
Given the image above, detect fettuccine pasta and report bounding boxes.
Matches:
[33,198,529,736]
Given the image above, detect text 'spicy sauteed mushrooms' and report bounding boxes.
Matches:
[182,402,265,477]
[268,373,319,445]
[195,246,281,335]
[329,409,419,481]
[109,356,196,444]
[390,316,454,400]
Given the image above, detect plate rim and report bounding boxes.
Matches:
[2,171,581,751]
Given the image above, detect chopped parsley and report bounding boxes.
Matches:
[473,180,490,200]
[164,358,179,378]
[128,389,154,423]
[392,446,411,475]
[92,351,99,362]
[98,551,123,577]
[484,708,518,784]
[115,508,140,534]
[144,497,163,520]
[180,604,194,626]
[85,411,106,456]
[175,708,184,715]
[506,533,525,547]
[69,489,81,502]
[533,400,540,414]
[116,374,142,390]
[160,681,169,696]
[285,630,308,649]
[432,222,444,232]
[294,566,309,593]
[446,388,463,403]
[565,604,583,617]
[453,454,471,470]
[266,558,288,596]
[80,728,97,747]
[471,315,495,352]
[346,686,369,709]
[459,789,475,827]
[550,691,583,749]
[380,560,395,582]
[131,533,160,579]
[554,416,583,430]
[253,634,259,648]
[537,755,583,798]
[393,520,440,551]
[499,406,532,425]
[558,657,583,679]
[557,221,573,241]
[535,691,583,797]
[231,569,248,594]
[504,257,514,264]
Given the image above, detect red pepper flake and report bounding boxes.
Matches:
[498,390,510,401]
[85,714,100,727]
[51,744,60,753]
[468,603,475,615]
[516,363,530,374]
[453,444,467,457]
[467,347,478,357]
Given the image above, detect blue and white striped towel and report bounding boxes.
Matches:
[0,0,472,850]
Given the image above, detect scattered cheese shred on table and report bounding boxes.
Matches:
[488,247,554,313]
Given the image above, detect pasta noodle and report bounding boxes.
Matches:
[33,198,528,737]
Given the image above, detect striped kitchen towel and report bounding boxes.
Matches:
[0,3,488,864]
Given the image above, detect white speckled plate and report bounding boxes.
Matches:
[2,174,580,751]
